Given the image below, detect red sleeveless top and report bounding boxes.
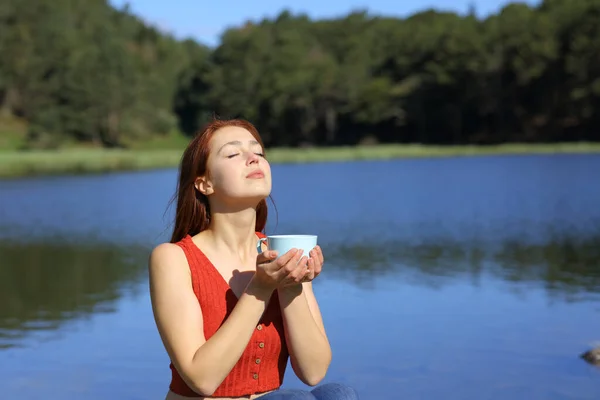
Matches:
[169,233,289,398]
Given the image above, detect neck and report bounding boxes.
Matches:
[207,206,259,258]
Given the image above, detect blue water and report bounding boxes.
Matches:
[1,154,600,399]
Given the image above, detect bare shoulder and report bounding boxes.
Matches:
[149,242,188,274]
[148,243,187,270]
[150,242,185,262]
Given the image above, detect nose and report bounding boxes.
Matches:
[246,151,260,165]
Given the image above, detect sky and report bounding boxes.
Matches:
[108,0,541,47]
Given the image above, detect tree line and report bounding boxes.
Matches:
[1,0,599,149]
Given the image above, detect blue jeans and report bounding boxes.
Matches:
[258,383,359,400]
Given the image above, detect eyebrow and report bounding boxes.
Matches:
[217,140,261,154]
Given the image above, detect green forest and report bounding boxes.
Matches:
[1,0,600,150]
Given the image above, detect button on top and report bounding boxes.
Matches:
[256,325,263,331]
[259,342,265,348]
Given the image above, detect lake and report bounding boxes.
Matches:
[1,154,600,399]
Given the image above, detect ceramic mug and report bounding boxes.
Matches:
[257,234,318,259]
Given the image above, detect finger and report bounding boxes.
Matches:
[291,256,308,282]
[309,249,322,274]
[283,250,304,273]
[314,245,324,265]
[276,248,299,269]
[306,258,316,280]
[299,264,314,283]
[256,250,278,265]
[314,261,322,275]
[271,250,300,282]
[301,261,313,282]
[290,256,309,282]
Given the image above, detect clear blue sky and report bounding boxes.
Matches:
[108,0,540,47]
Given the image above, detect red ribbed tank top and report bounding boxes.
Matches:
[169,233,289,398]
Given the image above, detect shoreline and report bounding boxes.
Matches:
[1,142,599,179]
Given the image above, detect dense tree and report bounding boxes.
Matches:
[1,0,599,149]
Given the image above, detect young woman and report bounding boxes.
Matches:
[149,119,359,400]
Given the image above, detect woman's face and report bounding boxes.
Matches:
[198,126,272,205]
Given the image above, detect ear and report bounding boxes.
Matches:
[194,176,214,196]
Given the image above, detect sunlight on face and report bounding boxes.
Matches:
[211,127,265,159]
[205,126,272,203]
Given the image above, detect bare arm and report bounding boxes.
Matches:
[278,281,332,386]
[149,243,273,396]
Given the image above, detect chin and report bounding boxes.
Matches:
[235,190,271,206]
[253,190,271,201]
[224,185,271,206]
[247,183,271,199]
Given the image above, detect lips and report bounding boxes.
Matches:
[246,170,265,179]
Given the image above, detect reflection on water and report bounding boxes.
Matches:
[1,231,599,350]
[0,241,148,348]
[327,234,600,299]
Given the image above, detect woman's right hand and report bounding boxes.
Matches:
[252,249,309,291]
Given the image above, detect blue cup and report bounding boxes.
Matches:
[257,234,318,259]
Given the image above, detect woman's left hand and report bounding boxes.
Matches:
[302,245,324,283]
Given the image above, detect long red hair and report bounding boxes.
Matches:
[169,118,269,243]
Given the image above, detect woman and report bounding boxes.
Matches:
[149,119,359,400]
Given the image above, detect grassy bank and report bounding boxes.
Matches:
[1,142,600,179]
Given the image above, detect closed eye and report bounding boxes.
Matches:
[255,153,265,157]
[227,154,239,159]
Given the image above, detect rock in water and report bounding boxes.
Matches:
[581,347,600,365]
